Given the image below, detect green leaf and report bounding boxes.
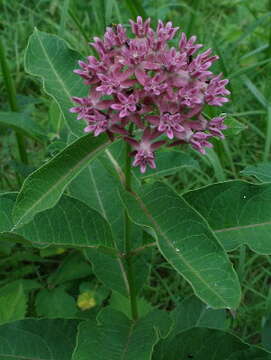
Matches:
[134,150,199,179]
[109,292,153,320]
[156,328,271,360]
[0,111,46,142]
[72,307,171,360]
[153,295,227,359]
[69,141,151,296]
[0,194,14,232]
[47,252,92,286]
[35,287,77,318]
[120,183,241,309]
[85,248,130,295]
[70,140,140,242]
[20,279,42,293]
[224,117,247,136]
[85,246,151,297]
[12,132,110,227]
[1,193,113,249]
[241,163,271,183]
[205,147,226,182]
[262,315,271,352]
[242,75,268,108]
[0,281,26,324]
[69,153,125,242]
[184,180,271,254]
[0,318,79,360]
[48,101,65,137]
[229,348,271,359]
[170,295,227,338]
[25,28,86,136]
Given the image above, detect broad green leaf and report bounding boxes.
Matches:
[35,287,77,318]
[120,183,241,309]
[48,101,65,137]
[241,163,271,183]
[153,295,226,359]
[143,309,173,339]
[25,29,86,136]
[229,348,271,359]
[0,318,79,360]
[0,111,46,142]
[12,133,110,227]
[85,246,151,297]
[72,307,171,360]
[1,193,113,248]
[69,141,151,296]
[133,150,199,179]
[69,155,125,242]
[109,292,153,319]
[170,295,227,338]
[47,252,92,286]
[0,282,26,324]
[20,279,42,293]
[156,328,271,360]
[184,180,271,254]
[70,139,140,242]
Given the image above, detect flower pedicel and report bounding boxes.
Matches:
[70,16,230,173]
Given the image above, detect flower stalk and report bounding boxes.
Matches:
[124,138,139,321]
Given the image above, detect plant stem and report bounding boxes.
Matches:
[267,0,271,60]
[124,141,138,321]
[0,38,28,165]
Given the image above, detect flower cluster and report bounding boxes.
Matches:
[70,17,229,173]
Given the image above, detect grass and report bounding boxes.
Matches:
[1,0,271,348]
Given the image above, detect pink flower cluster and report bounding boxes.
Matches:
[70,17,229,173]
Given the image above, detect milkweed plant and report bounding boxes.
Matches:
[2,15,271,360]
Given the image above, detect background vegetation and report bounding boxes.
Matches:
[1,0,271,349]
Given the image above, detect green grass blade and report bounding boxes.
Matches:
[264,106,271,162]
[123,0,148,19]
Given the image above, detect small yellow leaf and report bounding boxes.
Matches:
[56,248,66,255]
[77,291,96,311]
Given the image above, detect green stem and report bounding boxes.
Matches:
[0,38,28,165]
[267,0,271,60]
[124,141,138,321]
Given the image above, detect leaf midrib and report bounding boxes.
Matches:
[120,322,136,360]
[215,220,271,233]
[132,191,230,307]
